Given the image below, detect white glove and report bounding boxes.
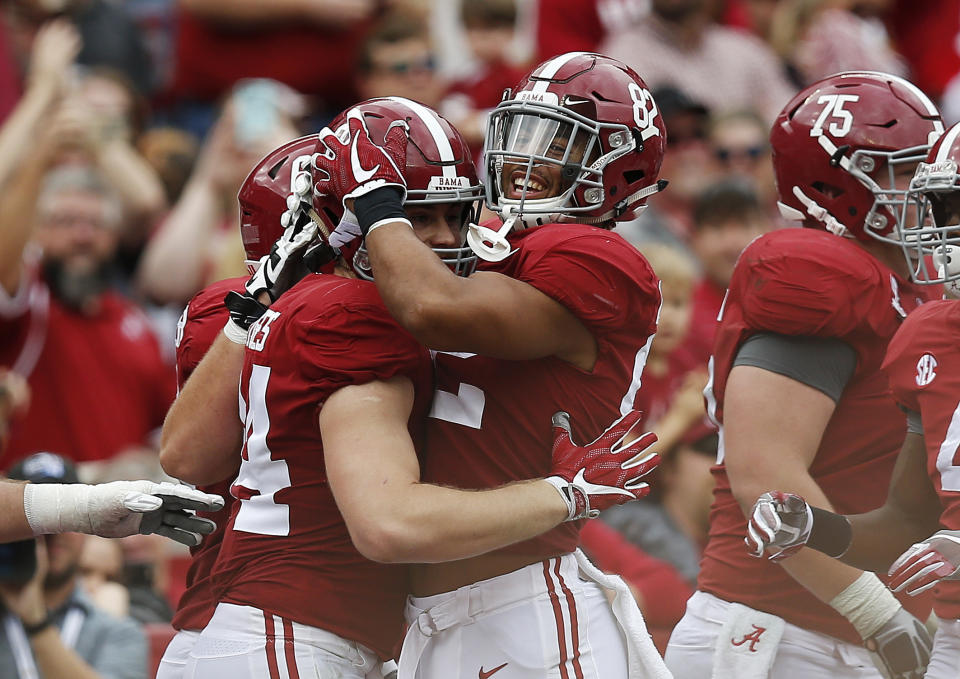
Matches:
[889,530,960,595]
[864,607,932,679]
[746,491,813,561]
[23,481,225,546]
[245,206,319,301]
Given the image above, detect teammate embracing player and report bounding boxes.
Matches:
[661,72,944,679]
[314,52,672,678]
[160,95,663,679]
[747,121,960,679]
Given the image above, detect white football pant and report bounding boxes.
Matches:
[926,617,960,679]
[666,591,880,679]
[183,602,381,679]
[156,629,200,679]
[399,552,630,679]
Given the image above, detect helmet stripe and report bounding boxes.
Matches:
[530,51,591,96]
[936,124,960,163]
[385,96,456,178]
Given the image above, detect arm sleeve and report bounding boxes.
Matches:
[905,408,923,435]
[733,332,857,402]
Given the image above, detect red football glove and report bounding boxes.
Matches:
[314,108,408,208]
[544,410,659,521]
[888,530,960,596]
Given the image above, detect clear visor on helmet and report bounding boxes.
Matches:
[893,159,960,292]
[486,103,606,222]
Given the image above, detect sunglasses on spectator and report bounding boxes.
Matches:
[714,145,767,163]
[374,56,436,76]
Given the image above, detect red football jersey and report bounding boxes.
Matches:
[211,274,434,658]
[423,224,661,559]
[882,299,960,620]
[0,264,174,467]
[700,228,936,643]
[170,276,245,632]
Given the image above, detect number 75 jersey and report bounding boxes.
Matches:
[423,224,661,560]
[211,274,434,659]
[883,298,960,621]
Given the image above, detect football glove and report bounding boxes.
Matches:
[23,481,224,547]
[889,530,960,596]
[864,607,932,679]
[746,491,813,561]
[544,410,659,521]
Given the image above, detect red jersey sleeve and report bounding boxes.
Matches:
[508,224,661,337]
[291,283,430,391]
[175,277,247,389]
[735,233,876,339]
[882,299,960,412]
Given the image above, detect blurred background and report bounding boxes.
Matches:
[0,0,957,674]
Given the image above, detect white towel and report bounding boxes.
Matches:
[711,603,784,679]
[573,549,674,679]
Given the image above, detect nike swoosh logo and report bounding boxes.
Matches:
[351,133,380,183]
[479,663,508,679]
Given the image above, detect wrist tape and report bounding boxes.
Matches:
[23,483,92,535]
[808,506,853,557]
[829,571,901,639]
[354,188,410,236]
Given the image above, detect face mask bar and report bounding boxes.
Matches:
[892,159,960,290]
[484,98,634,225]
[855,143,933,244]
[352,193,483,281]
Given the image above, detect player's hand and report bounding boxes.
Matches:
[745,491,813,561]
[544,410,659,521]
[888,530,960,596]
[23,481,225,547]
[864,607,932,679]
[314,108,408,213]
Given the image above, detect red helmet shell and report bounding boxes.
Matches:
[486,52,666,225]
[238,135,318,268]
[771,71,943,242]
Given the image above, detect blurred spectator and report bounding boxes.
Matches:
[439,0,528,154]
[0,452,147,679]
[615,87,714,246]
[170,0,374,128]
[535,0,647,62]
[137,79,303,305]
[1,0,154,111]
[357,10,446,109]
[137,127,200,206]
[708,109,775,204]
[888,0,960,105]
[769,0,906,86]
[0,133,174,466]
[79,536,129,619]
[680,178,770,364]
[634,244,708,451]
[600,0,795,122]
[0,370,29,453]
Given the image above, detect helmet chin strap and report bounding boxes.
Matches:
[935,243,960,298]
[791,186,851,238]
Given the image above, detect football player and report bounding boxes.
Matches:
[660,72,944,679]
[156,135,321,679]
[746,122,960,679]
[161,98,661,679]
[313,53,672,678]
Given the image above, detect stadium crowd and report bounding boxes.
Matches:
[1,0,960,677]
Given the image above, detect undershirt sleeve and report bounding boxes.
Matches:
[732,332,857,402]
[905,409,923,435]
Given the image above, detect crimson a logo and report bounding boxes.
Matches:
[916,353,938,387]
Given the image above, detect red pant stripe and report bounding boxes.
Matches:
[262,611,281,679]
[554,559,585,679]
[282,618,300,679]
[543,559,570,679]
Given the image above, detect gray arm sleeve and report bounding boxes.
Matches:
[905,409,923,435]
[733,333,857,402]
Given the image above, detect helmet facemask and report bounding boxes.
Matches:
[893,159,960,296]
[484,99,631,229]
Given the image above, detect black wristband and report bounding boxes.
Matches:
[23,615,52,637]
[807,506,853,557]
[353,187,406,236]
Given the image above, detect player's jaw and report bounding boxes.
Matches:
[502,161,562,202]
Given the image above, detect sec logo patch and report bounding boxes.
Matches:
[916,353,938,387]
